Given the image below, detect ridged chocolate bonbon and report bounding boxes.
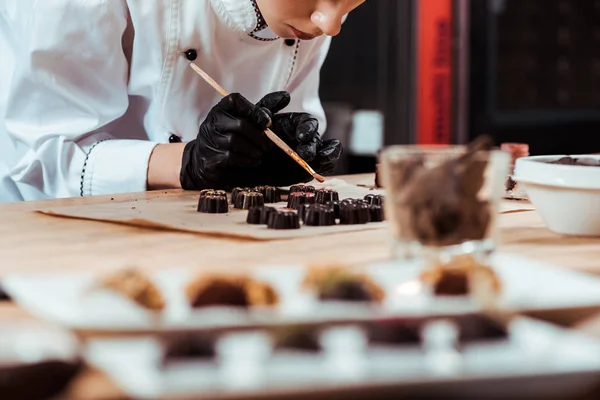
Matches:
[198,195,229,214]
[230,187,248,205]
[247,206,276,225]
[234,192,264,210]
[369,204,385,222]
[199,189,226,198]
[315,189,339,205]
[326,201,341,219]
[339,202,371,225]
[302,204,336,226]
[267,211,301,230]
[256,186,281,203]
[290,185,316,194]
[364,194,384,206]
[287,192,316,210]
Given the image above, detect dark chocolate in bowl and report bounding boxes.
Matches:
[547,156,600,167]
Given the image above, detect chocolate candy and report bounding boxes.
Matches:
[339,202,371,225]
[267,211,301,230]
[162,334,217,365]
[287,192,316,210]
[230,187,249,205]
[319,279,377,302]
[432,270,469,296]
[247,206,276,225]
[189,279,249,308]
[368,320,421,346]
[290,185,316,193]
[315,189,339,205]
[256,186,281,203]
[326,201,341,219]
[199,189,226,198]
[456,315,508,343]
[198,195,229,214]
[275,328,322,353]
[234,191,264,210]
[302,204,336,227]
[369,204,385,222]
[364,194,384,206]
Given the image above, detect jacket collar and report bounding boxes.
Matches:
[212,0,279,40]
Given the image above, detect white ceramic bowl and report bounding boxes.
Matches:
[513,155,600,236]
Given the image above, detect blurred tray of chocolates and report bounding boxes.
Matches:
[4,253,600,337]
[85,314,600,399]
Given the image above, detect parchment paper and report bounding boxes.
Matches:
[38,182,534,240]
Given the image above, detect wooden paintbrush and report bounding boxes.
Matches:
[189,63,325,183]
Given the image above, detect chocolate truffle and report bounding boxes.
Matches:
[234,191,264,210]
[287,192,316,210]
[268,211,301,230]
[246,206,263,225]
[290,185,316,193]
[368,320,421,346]
[275,327,322,353]
[98,268,165,311]
[364,194,384,206]
[162,334,217,365]
[456,315,508,343]
[326,201,341,219]
[230,187,249,205]
[369,204,385,222]
[302,204,336,227]
[339,202,371,225]
[186,275,278,308]
[199,189,226,198]
[303,266,384,304]
[420,255,502,297]
[432,270,469,296]
[198,195,229,214]
[315,189,339,205]
[247,206,276,225]
[256,186,281,203]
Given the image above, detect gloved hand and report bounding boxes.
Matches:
[180,93,274,190]
[180,91,343,190]
[228,92,343,187]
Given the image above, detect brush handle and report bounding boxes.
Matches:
[189,63,324,182]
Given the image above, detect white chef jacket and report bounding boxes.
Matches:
[0,0,331,202]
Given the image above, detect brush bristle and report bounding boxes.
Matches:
[313,174,325,183]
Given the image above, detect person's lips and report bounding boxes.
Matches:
[290,26,316,41]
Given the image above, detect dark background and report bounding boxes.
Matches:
[317,0,600,174]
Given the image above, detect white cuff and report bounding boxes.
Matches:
[81,139,159,196]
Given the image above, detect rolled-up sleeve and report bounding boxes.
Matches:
[3,0,157,199]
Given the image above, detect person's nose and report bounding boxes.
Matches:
[311,4,345,37]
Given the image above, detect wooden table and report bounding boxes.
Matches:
[2,173,600,399]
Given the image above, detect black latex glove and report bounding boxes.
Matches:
[228,92,343,187]
[180,93,274,190]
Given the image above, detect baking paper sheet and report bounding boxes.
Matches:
[37,180,533,240]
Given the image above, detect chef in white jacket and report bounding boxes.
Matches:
[0,0,364,202]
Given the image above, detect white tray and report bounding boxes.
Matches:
[85,317,600,400]
[3,253,600,334]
